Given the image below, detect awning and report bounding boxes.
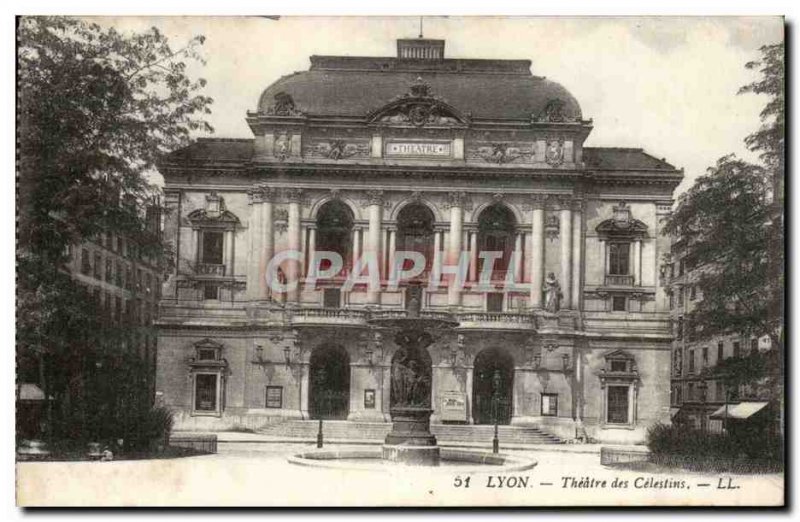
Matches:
[16,383,50,401]
[709,401,769,420]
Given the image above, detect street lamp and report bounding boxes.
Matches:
[698,379,708,433]
[492,369,501,454]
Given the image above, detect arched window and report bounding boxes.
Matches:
[397,204,435,275]
[316,200,354,275]
[477,204,517,277]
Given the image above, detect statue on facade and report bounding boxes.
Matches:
[543,272,562,313]
[407,295,421,318]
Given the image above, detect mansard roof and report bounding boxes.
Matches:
[255,57,583,122]
[583,147,676,171]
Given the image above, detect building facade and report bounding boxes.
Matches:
[156,38,682,443]
[64,217,163,397]
[666,237,774,433]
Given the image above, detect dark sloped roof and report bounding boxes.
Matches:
[257,67,582,121]
[162,138,254,164]
[583,147,676,170]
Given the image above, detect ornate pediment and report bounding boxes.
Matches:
[368,77,468,127]
[265,92,304,117]
[535,98,577,123]
[595,201,648,238]
[187,192,240,228]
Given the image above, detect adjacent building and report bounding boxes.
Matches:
[666,236,775,434]
[155,37,683,443]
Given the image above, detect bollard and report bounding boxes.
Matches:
[317,418,323,448]
[493,422,499,454]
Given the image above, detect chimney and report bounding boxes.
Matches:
[397,38,445,60]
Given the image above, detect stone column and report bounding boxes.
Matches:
[351,227,361,275]
[468,229,478,283]
[529,196,546,308]
[299,362,310,420]
[514,230,524,285]
[365,190,384,305]
[633,239,642,286]
[247,188,262,299]
[261,191,274,300]
[387,227,397,280]
[447,192,465,307]
[465,366,474,424]
[433,228,442,286]
[306,225,316,277]
[571,199,583,309]
[559,200,573,309]
[286,188,303,303]
[225,229,235,277]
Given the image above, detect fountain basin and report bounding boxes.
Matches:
[288,447,537,473]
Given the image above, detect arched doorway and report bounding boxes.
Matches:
[397,203,435,277]
[309,344,350,420]
[316,200,354,275]
[477,203,517,280]
[390,337,433,409]
[472,347,514,425]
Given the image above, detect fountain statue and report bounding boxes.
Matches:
[368,284,458,465]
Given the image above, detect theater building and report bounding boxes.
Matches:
[155,37,682,443]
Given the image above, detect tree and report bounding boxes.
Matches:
[18,16,213,261]
[664,42,784,431]
[16,16,213,439]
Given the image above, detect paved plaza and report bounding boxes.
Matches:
[16,441,783,507]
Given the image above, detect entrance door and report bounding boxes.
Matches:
[472,348,514,424]
[309,344,350,420]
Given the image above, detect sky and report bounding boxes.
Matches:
[92,16,783,195]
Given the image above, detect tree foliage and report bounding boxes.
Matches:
[663,42,784,352]
[18,16,213,262]
[16,16,213,439]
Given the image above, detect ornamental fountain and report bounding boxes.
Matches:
[367,290,458,466]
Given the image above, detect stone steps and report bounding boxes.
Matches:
[257,420,563,445]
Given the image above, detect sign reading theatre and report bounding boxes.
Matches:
[385,141,451,158]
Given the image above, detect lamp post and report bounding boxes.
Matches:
[315,368,326,448]
[492,369,501,454]
[698,379,708,433]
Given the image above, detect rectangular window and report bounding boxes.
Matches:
[125,266,132,290]
[201,231,224,264]
[687,382,695,401]
[676,317,684,340]
[608,242,630,275]
[750,338,759,352]
[612,295,626,312]
[323,288,341,308]
[194,374,218,412]
[93,252,102,279]
[688,349,695,374]
[717,341,724,362]
[204,283,220,300]
[105,259,113,282]
[702,347,708,367]
[265,386,283,409]
[81,249,91,276]
[669,292,674,310]
[606,385,630,424]
[487,292,504,312]
[115,261,123,287]
[679,259,685,276]
[716,381,725,401]
[541,393,558,416]
[690,286,696,300]
[733,341,741,358]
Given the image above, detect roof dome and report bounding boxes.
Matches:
[256,47,582,122]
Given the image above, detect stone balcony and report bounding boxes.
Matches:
[196,263,227,277]
[604,274,634,286]
[457,311,536,331]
